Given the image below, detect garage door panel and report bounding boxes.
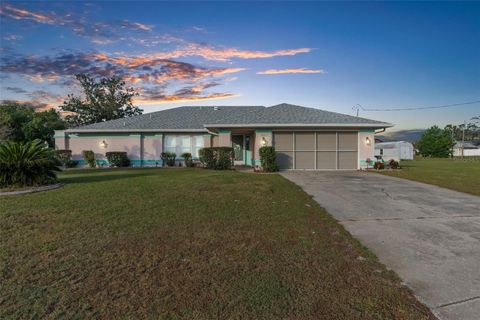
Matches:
[277,151,293,169]
[338,132,358,150]
[295,151,314,169]
[295,132,315,150]
[338,151,357,169]
[316,151,336,169]
[274,132,293,150]
[317,132,336,150]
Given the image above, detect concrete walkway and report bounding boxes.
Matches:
[281,171,480,320]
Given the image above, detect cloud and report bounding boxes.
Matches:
[257,68,326,75]
[0,99,52,111]
[4,86,28,94]
[0,3,153,44]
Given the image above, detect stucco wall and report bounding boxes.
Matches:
[254,130,273,164]
[218,130,231,147]
[358,130,375,169]
[142,134,163,166]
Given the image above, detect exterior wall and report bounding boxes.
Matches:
[453,148,480,157]
[203,134,213,148]
[54,130,68,150]
[142,134,163,166]
[67,134,142,166]
[358,130,375,169]
[211,135,220,147]
[254,130,273,165]
[218,130,232,147]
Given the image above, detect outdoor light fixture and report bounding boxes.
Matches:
[261,137,267,146]
[365,137,371,145]
[100,140,108,149]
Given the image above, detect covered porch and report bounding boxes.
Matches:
[204,128,272,167]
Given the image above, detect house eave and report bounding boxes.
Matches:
[64,128,208,133]
[203,123,394,129]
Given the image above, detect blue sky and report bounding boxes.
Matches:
[0,1,479,130]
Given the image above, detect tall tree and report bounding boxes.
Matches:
[0,102,66,147]
[417,125,455,158]
[60,74,143,126]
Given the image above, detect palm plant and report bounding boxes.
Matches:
[0,140,60,188]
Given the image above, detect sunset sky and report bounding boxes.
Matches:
[0,1,479,130]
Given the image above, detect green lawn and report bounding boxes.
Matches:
[379,157,480,196]
[0,168,434,319]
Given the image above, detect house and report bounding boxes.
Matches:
[374,140,414,161]
[54,103,393,170]
[453,141,480,157]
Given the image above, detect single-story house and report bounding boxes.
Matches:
[54,103,393,170]
[374,140,414,161]
[453,141,480,157]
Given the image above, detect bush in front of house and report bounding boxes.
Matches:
[161,152,176,167]
[106,152,130,167]
[374,161,385,170]
[199,147,234,170]
[259,146,278,172]
[181,152,195,167]
[82,150,96,168]
[0,139,60,188]
[388,159,400,169]
[55,149,78,168]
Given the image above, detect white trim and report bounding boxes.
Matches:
[65,129,207,133]
[292,132,296,169]
[314,132,317,170]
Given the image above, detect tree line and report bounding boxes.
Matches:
[1,74,143,147]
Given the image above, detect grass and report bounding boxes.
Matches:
[0,168,434,319]
[379,157,480,196]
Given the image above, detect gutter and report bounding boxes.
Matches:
[203,123,394,129]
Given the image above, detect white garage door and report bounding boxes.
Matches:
[273,131,358,170]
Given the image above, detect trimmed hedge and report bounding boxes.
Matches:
[161,152,176,167]
[106,152,130,167]
[199,147,234,170]
[55,149,78,168]
[82,150,96,168]
[259,146,278,172]
[181,152,194,167]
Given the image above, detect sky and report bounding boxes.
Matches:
[0,1,479,130]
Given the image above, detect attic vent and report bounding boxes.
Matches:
[123,121,126,126]
[149,114,152,119]
[213,106,219,111]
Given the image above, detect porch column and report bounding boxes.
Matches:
[358,129,375,169]
[254,130,272,165]
[218,130,232,147]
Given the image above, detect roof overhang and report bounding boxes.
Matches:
[64,128,208,133]
[204,123,394,129]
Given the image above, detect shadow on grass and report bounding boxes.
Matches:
[59,168,163,185]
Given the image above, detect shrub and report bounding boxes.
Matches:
[82,150,96,168]
[65,160,78,168]
[259,146,278,172]
[0,139,60,188]
[55,149,72,167]
[199,147,234,170]
[199,148,216,169]
[374,161,385,170]
[161,152,176,167]
[388,159,399,169]
[181,152,194,167]
[106,152,130,167]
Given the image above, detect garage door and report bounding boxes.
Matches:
[273,131,358,170]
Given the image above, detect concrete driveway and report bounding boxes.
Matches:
[281,171,480,320]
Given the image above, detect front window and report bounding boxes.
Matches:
[164,135,204,158]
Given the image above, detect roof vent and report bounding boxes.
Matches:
[149,114,152,119]
[123,121,126,127]
[213,106,219,111]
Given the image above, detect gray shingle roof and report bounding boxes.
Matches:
[70,103,391,131]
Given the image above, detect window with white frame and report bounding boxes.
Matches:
[164,135,204,158]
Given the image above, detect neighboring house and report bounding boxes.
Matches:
[453,141,480,157]
[374,141,414,161]
[55,103,392,170]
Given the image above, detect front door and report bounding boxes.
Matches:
[232,135,244,165]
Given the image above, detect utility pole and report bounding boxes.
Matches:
[462,120,466,159]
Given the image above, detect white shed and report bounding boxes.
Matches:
[453,142,480,157]
[374,141,414,161]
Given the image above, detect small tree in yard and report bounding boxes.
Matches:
[259,146,278,172]
[417,125,455,158]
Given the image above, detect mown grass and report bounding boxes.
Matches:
[0,168,434,319]
[379,157,480,196]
